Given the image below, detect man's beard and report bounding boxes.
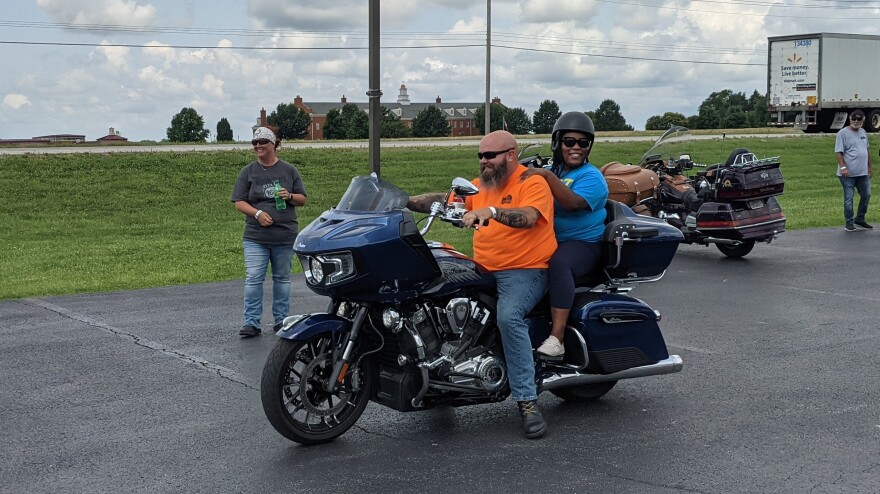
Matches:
[480,162,510,189]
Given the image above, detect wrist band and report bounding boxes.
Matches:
[255,210,264,219]
[488,206,497,219]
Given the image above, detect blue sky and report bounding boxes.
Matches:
[1,0,878,141]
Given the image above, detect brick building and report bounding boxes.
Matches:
[254,84,503,140]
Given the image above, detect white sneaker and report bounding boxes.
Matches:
[536,336,565,356]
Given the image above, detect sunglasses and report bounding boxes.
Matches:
[251,139,272,146]
[851,117,864,122]
[561,137,592,148]
[477,148,514,160]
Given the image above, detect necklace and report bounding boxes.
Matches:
[258,159,278,171]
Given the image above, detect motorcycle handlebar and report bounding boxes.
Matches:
[420,201,487,232]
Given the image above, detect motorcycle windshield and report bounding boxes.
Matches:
[335,173,410,212]
[638,126,693,167]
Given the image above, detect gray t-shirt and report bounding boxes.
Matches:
[834,127,870,177]
[231,160,307,244]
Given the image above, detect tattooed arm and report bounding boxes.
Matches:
[407,193,446,214]
[463,206,540,229]
[494,206,541,228]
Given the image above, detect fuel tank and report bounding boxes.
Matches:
[421,244,497,297]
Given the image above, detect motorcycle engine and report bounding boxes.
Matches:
[404,296,505,391]
[409,297,492,359]
[447,352,507,392]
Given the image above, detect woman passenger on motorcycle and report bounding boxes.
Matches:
[521,112,608,356]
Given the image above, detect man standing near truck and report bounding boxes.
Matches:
[835,110,873,232]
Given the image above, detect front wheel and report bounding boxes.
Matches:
[550,381,617,402]
[261,336,373,445]
[716,240,755,258]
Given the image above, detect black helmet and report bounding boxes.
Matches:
[551,111,595,151]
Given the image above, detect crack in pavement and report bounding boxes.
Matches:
[602,472,709,493]
[20,298,258,391]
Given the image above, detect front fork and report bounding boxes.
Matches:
[323,303,369,393]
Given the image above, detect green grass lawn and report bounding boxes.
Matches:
[1,133,876,299]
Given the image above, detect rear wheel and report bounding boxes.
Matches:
[867,109,880,133]
[550,381,617,402]
[261,336,373,445]
[716,240,755,258]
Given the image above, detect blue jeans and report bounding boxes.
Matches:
[242,240,294,328]
[492,269,549,402]
[839,175,872,225]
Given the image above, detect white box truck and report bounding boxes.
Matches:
[768,33,880,133]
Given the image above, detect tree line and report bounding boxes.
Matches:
[165,89,771,142]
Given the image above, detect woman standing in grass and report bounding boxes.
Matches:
[231,126,308,338]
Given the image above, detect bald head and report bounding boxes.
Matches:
[478,130,519,189]
[480,130,517,152]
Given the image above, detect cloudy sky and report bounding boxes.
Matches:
[2,0,878,141]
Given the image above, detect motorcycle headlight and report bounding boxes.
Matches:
[300,252,356,286]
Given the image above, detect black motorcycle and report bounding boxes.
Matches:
[260,174,684,445]
[630,127,786,258]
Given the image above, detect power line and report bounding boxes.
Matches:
[593,0,880,18]
[493,44,765,66]
[492,32,765,56]
[0,40,484,50]
[0,39,765,66]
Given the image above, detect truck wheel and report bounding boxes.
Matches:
[867,110,880,133]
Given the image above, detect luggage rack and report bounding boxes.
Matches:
[724,155,781,168]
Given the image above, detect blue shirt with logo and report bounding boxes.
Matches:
[553,163,608,242]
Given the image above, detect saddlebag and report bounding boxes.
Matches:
[695,197,786,240]
[602,201,683,282]
[601,162,659,207]
[571,291,670,374]
[706,157,785,200]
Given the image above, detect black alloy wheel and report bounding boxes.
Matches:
[261,335,373,445]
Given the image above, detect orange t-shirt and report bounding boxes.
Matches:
[465,165,557,271]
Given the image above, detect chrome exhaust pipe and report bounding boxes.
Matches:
[538,355,683,392]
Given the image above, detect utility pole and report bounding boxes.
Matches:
[368,0,382,177]
[484,0,491,135]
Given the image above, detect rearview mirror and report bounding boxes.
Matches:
[451,177,479,196]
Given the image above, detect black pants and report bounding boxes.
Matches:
[548,240,603,309]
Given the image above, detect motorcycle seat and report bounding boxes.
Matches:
[600,161,642,176]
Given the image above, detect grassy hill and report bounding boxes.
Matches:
[1,132,875,299]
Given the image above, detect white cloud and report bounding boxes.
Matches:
[36,0,158,26]
[137,65,189,95]
[248,0,367,30]
[520,0,599,23]
[5,0,880,141]
[143,41,177,67]
[3,94,31,109]
[94,42,131,70]
[200,74,225,99]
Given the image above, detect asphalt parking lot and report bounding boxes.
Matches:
[2,226,878,494]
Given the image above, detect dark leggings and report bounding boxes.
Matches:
[548,240,603,309]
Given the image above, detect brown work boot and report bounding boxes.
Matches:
[517,400,547,439]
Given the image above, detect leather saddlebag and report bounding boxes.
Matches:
[600,162,659,207]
